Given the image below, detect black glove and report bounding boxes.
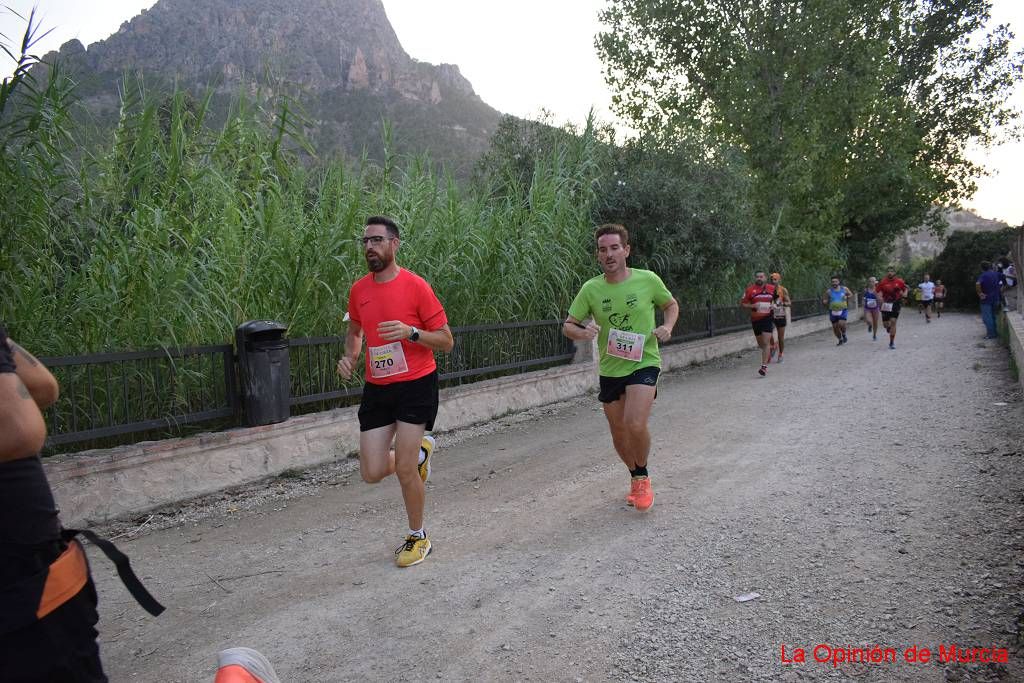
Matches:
[0,324,16,374]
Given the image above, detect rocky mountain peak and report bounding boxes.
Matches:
[37,0,502,172]
[56,0,416,93]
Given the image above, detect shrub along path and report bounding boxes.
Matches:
[93,311,1023,681]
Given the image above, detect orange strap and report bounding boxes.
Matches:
[36,540,88,620]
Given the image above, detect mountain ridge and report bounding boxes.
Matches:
[901,208,1011,261]
[37,0,502,172]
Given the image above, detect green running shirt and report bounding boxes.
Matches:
[568,268,674,378]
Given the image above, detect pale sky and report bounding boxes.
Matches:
[1,0,1021,224]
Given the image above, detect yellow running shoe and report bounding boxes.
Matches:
[395,534,432,567]
[626,477,643,506]
[633,477,654,511]
[418,435,435,482]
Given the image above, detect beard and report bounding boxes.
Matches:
[366,252,391,273]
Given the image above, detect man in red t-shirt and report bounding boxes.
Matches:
[933,279,947,317]
[336,216,454,567]
[875,267,908,349]
[740,271,778,376]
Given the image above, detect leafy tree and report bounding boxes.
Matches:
[929,227,1015,307]
[596,0,1023,278]
[472,112,612,199]
[474,113,828,300]
[594,136,763,302]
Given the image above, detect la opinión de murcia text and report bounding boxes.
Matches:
[780,643,1009,668]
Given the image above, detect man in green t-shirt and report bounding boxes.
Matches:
[563,224,679,511]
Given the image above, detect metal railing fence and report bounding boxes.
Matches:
[37,299,835,452]
[39,345,237,446]
[287,320,575,409]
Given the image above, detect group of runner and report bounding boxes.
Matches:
[335,219,681,569]
[335,218,968,570]
[740,266,948,378]
[739,271,790,376]
[859,269,946,348]
[0,215,966,681]
[907,273,948,321]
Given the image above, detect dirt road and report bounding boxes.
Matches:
[92,311,1024,681]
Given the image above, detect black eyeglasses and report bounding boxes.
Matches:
[359,236,395,246]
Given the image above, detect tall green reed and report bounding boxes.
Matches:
[2,66,601,356]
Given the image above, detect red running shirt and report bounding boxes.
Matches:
[876,277,906,303]
[347,268,448,385]
[742,284,777,320]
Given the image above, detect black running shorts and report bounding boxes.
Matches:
[358,370,439,432]
[881,301,902,321]
[751,317,774,335]
[598,366,660,404]
[773,316,787,329]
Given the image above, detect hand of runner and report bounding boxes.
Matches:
[653,325,671,343]
[579,321,600,340]
[377,320,411,341]
[336,355,356,380]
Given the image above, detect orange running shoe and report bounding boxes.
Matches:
[626,477,643,506]
[633,477,654,511]
[214,648,281,683]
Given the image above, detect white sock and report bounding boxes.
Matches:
[408,527,425,539]
[418,447,426,465]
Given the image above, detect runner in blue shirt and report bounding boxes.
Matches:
[822,276,853,346]
[863,277,880,341]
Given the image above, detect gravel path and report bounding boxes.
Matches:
[91,311,1024,682]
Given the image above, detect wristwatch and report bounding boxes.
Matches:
[408,326,420,342]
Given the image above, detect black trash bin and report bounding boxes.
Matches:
[235,320,290,426]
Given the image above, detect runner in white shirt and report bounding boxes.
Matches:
[917,273,936,323]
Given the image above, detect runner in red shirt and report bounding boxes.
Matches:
[740,271,778,376]
[336,216,454,567]
[875,267,908,349]
[933,279,947,318]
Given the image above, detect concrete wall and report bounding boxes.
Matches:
[1006,310,1024,394]
[45,310,855,525]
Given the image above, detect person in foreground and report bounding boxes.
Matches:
[214,647,281,683]
[337,216,454,567]
[0,325,106,683]
[1,326,164,682]
[563,224,678,512]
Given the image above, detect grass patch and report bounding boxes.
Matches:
[998,312,1010,347]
